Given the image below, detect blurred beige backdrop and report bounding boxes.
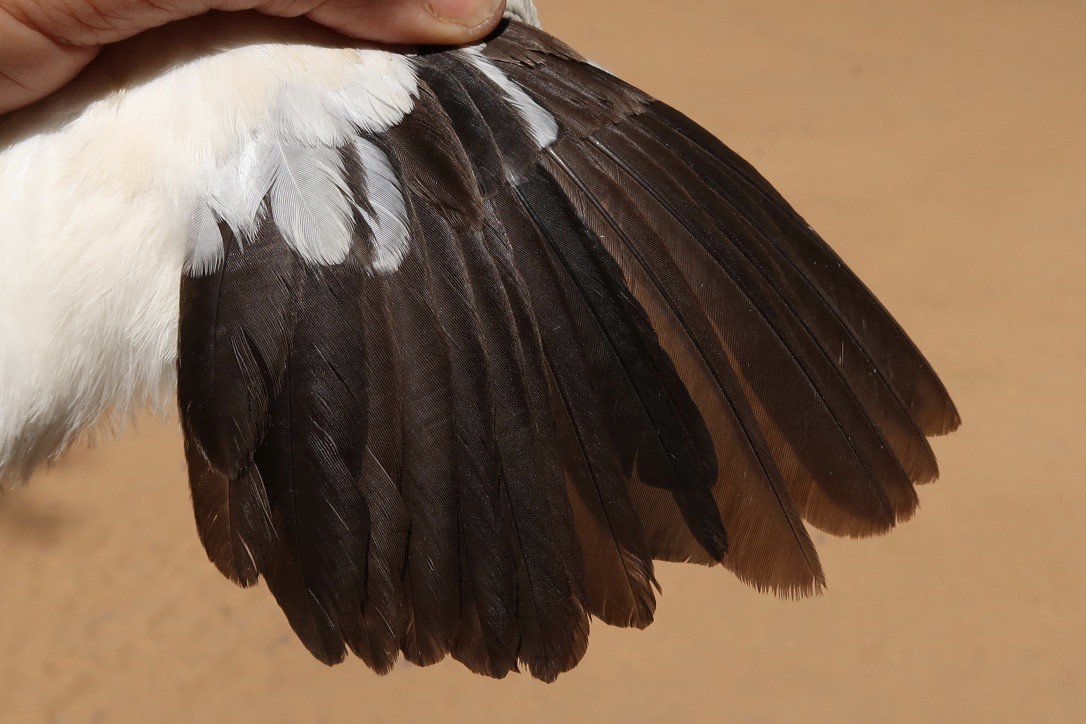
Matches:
[2,0,1083,721]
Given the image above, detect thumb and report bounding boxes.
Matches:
[304,0,507,45]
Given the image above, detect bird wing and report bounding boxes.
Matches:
[177,20,959,682]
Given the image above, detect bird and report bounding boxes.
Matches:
[0,0,959,682]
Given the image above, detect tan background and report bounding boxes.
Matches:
[2,0,1083,721]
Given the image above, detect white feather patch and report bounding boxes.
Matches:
[329,51,421,133]
[463,49,558,149]
[207,134,274,243]
[504,0,542,27]
[273,80,356,147]
[185,201,224,276]
[268,139,353,265]
[354,138,410,274]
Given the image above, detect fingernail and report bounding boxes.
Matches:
[424,0,504,30]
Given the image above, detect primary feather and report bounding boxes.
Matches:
[0,3,959,681]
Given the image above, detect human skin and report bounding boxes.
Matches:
[0,0,506,113]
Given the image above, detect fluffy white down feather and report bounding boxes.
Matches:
[504,0,542,26]
[0,13,443,485]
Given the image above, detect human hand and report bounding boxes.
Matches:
[0,0,506,113]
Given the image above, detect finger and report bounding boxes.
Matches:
[0,6,98,114]
[0,0,506,115]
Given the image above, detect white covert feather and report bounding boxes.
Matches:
[504,0,542,26]
[273,79,357,147]
[185,201,224,276]
[464,49,558,149]
[206,134,276,244]
[354,138,410,274]
[267,139,354,265]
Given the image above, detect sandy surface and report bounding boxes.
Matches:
[1,0,1083,721]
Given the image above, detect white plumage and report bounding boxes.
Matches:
[354,137,412,274]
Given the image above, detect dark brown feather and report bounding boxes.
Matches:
[473,213,592,682]
[543,151,825,594]
[575,125,919,534]
[178,218,297,590]
[254,261,372,665]
[385,86,527,678]
[411,200,520,678]
[420,56,659,626]
[384,222,461,668]
[343,274,409,674]
[634,111,943,488]
[514,168,730,564]
[493,190,658,628]
[648,103,961,439]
